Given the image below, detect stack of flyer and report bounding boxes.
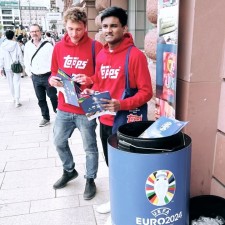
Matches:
[56,69,116,120]
[79,91,116,120]
[139,116,188,138]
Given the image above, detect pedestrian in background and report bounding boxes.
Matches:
[0,30,24,107]
[0,31,6,46]
[24,24,58,127]
[17,38,26,78]
[49,7,102,200]
[45,31,56,46]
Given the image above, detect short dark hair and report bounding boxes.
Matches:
[5,30,14,40]
[46,32,51,37]
[101,6,128,27]
[30,24,42,31]
[17,34,23,41]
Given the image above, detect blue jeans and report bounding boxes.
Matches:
[53,110,99,179]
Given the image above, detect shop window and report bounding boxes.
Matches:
[2,10,12,15]
[128,0,151,49]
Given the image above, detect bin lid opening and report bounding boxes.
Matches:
[116,121,191,153]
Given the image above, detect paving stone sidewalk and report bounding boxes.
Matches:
[0,75,110,225]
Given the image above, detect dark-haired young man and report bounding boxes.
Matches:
[49,7,103,200]
[79,6,153,224]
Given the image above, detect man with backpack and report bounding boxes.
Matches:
[24,24,58,127]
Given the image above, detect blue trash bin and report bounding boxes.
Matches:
[108,121,191,225]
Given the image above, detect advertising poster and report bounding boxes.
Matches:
[156,0,180,119]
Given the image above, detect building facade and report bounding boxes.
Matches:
[20,6,48,28]
[0,0,20,31]
[0,0,48,32]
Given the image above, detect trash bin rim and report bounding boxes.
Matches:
[117,132,189,152]
[118,139,176,152]
[190,194,225,222]
[117,125,183,140]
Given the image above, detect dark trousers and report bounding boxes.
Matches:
[100,122,112,167]
[31,74,58,120]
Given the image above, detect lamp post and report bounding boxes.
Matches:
[18,0,25,31]
[27,0,31,25]
[18,0,22,25]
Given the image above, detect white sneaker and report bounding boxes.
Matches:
[105,215,112,225]
[96,201,111,214]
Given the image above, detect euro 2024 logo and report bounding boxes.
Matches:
[145,170,176,206]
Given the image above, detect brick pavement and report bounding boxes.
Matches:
[0,75,110,225]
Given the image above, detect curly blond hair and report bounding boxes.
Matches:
[63,7,87,26]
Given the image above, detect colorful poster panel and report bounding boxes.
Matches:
[158,0,179,45]
[156,0,179,119]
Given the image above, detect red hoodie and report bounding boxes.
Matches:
[50,32,103,114]
[92,33,153,126]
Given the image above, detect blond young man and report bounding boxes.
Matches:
[49,7,103,200]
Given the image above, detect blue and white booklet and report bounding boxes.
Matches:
[56,69,81,107]
[79,91,116,120]
[139,116,188,138]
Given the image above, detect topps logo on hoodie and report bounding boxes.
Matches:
[101,65,121,79]
[64,55,88,69]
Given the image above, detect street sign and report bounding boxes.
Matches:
[0,0,18,9]
[46,13,62,21]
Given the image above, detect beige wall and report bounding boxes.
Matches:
[87,6,98,39]
[87,0,128,38]
[177,0,225,196]
[212,80,225,197]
